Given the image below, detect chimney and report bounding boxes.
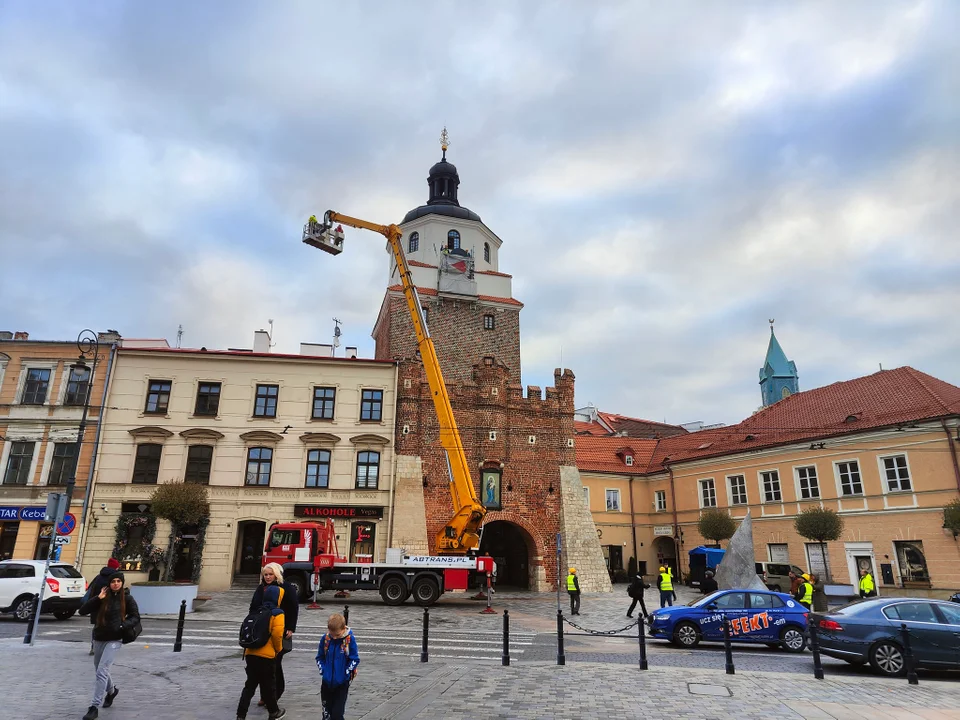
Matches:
[345,347,358,359]
[13,331,29,341]
[300,343,334,358]
[0,331,12,341]
[98,330,122,344]
[253,329,271,353]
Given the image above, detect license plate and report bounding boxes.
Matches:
[68,583,82,593]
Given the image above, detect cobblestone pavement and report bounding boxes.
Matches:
[3,638,959,720]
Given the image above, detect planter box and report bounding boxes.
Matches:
[130,583,199,614]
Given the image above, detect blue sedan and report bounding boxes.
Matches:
[648,589,809,652]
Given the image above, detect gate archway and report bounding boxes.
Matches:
[479,520,534,589]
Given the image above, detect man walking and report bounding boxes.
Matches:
[657,566,674,608]
[858,568,876,598]
[566,568,581,615]
[626,572,648,618]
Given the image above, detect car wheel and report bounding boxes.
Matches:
[411,577,440,607]
[380,577,409,606]
[53,610,75,621]
[780,626,807,653]
[870,641,906,677]
[286,574,310,603]
[673,621,701,648]
[13,596,35,622]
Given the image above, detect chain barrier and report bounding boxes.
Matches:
[561,614,640,636]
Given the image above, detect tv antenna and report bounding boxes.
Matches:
[176,324,183,348]
[333,318,342,355]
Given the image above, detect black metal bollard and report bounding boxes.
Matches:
[173,599,186,652]
[502,610,510,666]
[343,605,349,625]
[22,594,39,645]
[638,617,648,671]
[808,621,824,680]
[900,623,919,685]
[722,617,735,675]
[420,607,429,663]
[556,609,566,666]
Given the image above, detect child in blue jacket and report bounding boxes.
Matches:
[315,613,359,720]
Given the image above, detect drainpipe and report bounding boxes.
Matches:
[75,340,118,568]
[628,474,638,573]
[386,363,400,550]
[943,419,960,493]
[666,461,683,584]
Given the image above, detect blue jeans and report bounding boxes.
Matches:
[659,590,673,608]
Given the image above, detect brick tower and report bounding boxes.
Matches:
[377,138,610,592]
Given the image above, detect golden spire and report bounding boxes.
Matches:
[440,126,450,159]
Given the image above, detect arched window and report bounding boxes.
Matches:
[408,232,419,254]
[447,230,460,250]
[483,242,490,263]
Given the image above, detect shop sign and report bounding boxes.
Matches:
[0,506,48,522]
[653,525,674,537]
[294,505,383,519]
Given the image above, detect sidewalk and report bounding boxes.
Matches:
[5,638,959,719]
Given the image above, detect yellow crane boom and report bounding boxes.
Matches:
[303,210,486,554]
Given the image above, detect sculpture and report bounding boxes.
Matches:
[715,509,766,591]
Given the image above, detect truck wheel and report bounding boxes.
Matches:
[286,574,310,603]
[380,577,409,606]
[412,577,440,606]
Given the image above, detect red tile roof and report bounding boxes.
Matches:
[574,421,608,435]
[386,285,523,307]
[576,436,659,473]
[596,411,688,438]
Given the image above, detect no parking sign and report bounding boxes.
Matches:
[57,512,77,536]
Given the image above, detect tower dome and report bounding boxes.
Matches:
[403,133,481,223]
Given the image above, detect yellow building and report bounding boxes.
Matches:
[579,367,960,594]
[79,334,398,592]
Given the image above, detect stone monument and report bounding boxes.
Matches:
[715,509,766,591]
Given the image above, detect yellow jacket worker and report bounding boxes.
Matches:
[566,568,581,615]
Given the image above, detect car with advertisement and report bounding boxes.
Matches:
[0,560,88,621]
[648,588,808,652]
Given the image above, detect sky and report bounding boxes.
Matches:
[1,1,958,426]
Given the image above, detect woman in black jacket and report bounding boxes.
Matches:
[250,562,299,704]
[78,571,140,720]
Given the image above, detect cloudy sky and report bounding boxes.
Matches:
[2,1,957,426]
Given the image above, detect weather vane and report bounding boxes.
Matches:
[440,126,450,160]
[769,318,775,329]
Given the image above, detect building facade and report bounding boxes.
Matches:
[0,331,118,564]
[78,341,397,592]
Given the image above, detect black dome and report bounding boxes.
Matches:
[429,160,458,177]
[402,204,482,224]
[402,153,481,224]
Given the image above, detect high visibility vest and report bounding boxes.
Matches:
[860,573,875,593]
[566,574,578,591]
[659,572,673,592]
[799,581,813,605]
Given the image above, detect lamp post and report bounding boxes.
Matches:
[28,329,99,646]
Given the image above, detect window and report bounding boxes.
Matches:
[714,592,746,609]
[355,451,380,489]
[624,455,634,466]
[727,475,747,505]
[144,380,171,414]
[269,528,301,547]
[768,543,789,563]
[447,230,460,250]
[582,486,590,506]
[483,242,490,263]
[64,366,91,406]
[655,490,667,512]
[699,478,717,508]
[245,447,273,486]
[605,489,621,511]
[312,387,336,420]
[749,593,784,609]
[796,466,820,499]
[3,442,35,485]
[21,368,51,405]
[837,461,863,496]
[194,382,221,416]
[254,384,279,418]
[184,445,213,484]
[760,470,782,502]
[306,449,331,488]
[882,602,939,624]
[882,455,911,492]
[937,602,960,625]
[132,444,162,484]
[360,389,383,421]
[408,231,419,253]
[483,314,495,330]
[47,443,77,485]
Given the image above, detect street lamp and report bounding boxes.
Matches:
[26,329,100,646]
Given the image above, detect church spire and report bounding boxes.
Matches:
[759,321,799,407]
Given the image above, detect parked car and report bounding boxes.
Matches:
[755,562,805,593]
[0,560,87,621]
[811,597,960,676]
[648,588,808,652]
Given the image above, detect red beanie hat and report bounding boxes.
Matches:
[107,557,121,570]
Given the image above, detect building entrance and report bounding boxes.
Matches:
[653,536,678,577]
[478,521,532,589]
[0,522,18,560]
[235,521,266,576]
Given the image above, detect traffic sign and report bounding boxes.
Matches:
[55,536,71,545]
[57,512,77,536]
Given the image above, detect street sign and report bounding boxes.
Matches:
[56,513,77,536]
[54,536,71,545]
[45,494,68,523]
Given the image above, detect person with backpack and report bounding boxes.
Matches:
[78,570,140,720]
[237,584,286,720]
[84,557,122,655]
[316,612,360,720]
[626,573,649,618]
[248,562,299,706]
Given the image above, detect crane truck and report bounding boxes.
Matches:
[263,210,492,606]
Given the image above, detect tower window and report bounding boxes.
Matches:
[447,230,460,250]
[483,242,490,263]
[483,314,495,330]
[408,232,419,253]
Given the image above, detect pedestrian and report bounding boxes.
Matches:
[626,572,649,618]
[84,557,122,655]
[250,562,299,706]
[78,570,140,720]
[316,612,360,720]
[858,568,876,598]
[787,569,802,597]
[237,584,286,720]
[657,566,674,608]
[700,569,718,595]
[566,567,581,615]
[794,573,813,610]
[811,573,828,612]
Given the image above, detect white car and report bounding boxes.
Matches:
[0,560,87,621]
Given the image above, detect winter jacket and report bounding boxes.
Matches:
[249,580,299,633]
[628,575,648,598]
[79,588,140,642]
[316,629,360,688]
[244,586,286,660]
[84,566,118,625]
[700,576,719,595]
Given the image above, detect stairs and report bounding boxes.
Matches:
[231,574,261,590]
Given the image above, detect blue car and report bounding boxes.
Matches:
[648,589,808,652]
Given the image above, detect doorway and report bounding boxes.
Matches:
[652,536,677,577]
[236,521,266,576]
[478,521,532,589]
[844,542,877,590]
[34,524,53,561]
[0,522,19,560]
[350,522,376,562]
